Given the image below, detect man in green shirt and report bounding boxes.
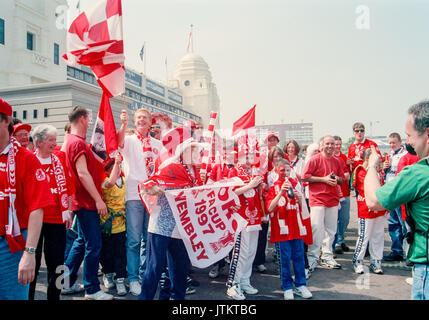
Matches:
[364,100,429,300]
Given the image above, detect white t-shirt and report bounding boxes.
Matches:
[120,134,164,201]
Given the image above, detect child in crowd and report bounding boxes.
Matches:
[351,148,386,275]
[100,152,128,296]
[266,159,313,300]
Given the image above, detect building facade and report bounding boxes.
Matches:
[255,122,314,148]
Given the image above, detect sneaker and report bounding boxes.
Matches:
[308,259,318,273]
[405,277,413,286]
[305,268,311,280]
[85,290,114,300]
[341,243,350,252]
[320,258,342,269]
[129,281,141,296]
[383,252,404,262]
[103,273,115,290]
[186,285,196,295]
[283,289,294,300]
[369,261,383,274]
[334,245,344,255]
[187,275,200,287]
[61,282,84,295]
[353,260,365,274]
[227,283,246,300]
[255,264,267,273]
[241,283,258,295]
[209,265,220,278]
[115,278,127,296]
[294,286,312,299]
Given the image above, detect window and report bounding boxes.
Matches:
[33,109,38,119]
[54,43,59,65]
[44,108,48,118]
[184,80,190,87]
[12,111,16,118]
[0,18,4,45]
[23,110,27,120]
[27,32,34,50]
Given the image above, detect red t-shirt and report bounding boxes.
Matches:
[354,166,386,219]
[66,134,102,211]
[0,146,55,236]
[38,154,75,224]
[228,166,264,230]
[302,153,345,208]
[335,152,351,197]
[397,153,420,175]
[209,163,231,182]
[348,139,381,172]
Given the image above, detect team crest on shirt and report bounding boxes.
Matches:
[35,168,46,181]
[61,194,68,208]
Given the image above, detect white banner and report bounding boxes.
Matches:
[164,179,248,268]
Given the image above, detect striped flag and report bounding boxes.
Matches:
[63,0,125,98]
[200,112,218,173]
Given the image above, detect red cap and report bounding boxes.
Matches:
[0,98,12,117]
[13,123,32,135]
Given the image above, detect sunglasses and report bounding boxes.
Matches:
[151,125,161,129]
[354,129,365,133]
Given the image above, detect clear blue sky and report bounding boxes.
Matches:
[76,0,429,142]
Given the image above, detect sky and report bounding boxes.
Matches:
[74,0,429,143]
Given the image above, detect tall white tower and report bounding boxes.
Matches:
[171,26,220,128]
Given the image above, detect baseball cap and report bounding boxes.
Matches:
[13,123,32,135]
[0,98,12,117]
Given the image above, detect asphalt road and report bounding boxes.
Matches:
[34,194,413,301]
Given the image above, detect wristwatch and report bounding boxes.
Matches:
[24,247,36,254]
[368,165,378,170]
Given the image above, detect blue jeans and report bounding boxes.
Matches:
[412,264,429,300]
[0,230,28,300]
[333,197,350,249]
[388,206,407,256]
[275,239,306,290]
[125,200,149,282]
[65,209,102,295]
[139,233,189,300]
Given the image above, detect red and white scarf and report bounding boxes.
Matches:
[135,130,154,177]
[5,137,26,253]
[51,154,71,222]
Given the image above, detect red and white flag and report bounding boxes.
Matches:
[232,104,256,136]
[63,0,125,98]
[90,92,118,162]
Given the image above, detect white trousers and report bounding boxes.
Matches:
[353,216,386,262]
[308,206,339,266]
[234,228,259,286]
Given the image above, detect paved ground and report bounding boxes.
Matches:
[34,194,413,301]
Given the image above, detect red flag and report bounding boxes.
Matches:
[90,92,118,162]
[232,105,256,136]
[63,0,125,98]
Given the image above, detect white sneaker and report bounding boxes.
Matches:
[241,283,258,295]
[129,281,141,296]
[308,259,318,272]
[284,289,294,300]
[406,277,413,286]
[115,278,127,296]
[294,286,312,299]
[353,260,365,274]
[85,290,114,300]
[369,260,383,274]
[208,265,219,279]
[103,273,115,289]
[227,283,246,300]
[320,258,342,269]
[61,282,84,295]
[256,264,267,273]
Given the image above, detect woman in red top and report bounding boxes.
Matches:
[28,124,75,300]
[351,148,387,275]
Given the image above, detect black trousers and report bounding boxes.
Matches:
[29,223,66,300]
[100,231,127,279]
[253,221,269,266]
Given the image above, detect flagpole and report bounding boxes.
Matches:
[165,56,168,86]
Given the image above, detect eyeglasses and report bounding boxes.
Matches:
[354,129,365,133]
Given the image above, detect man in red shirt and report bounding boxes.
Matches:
[0,98,54,300]
[302,135,345,272]
[348,122,381,172]
[63,106,113,300]
[332,136,351,254]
